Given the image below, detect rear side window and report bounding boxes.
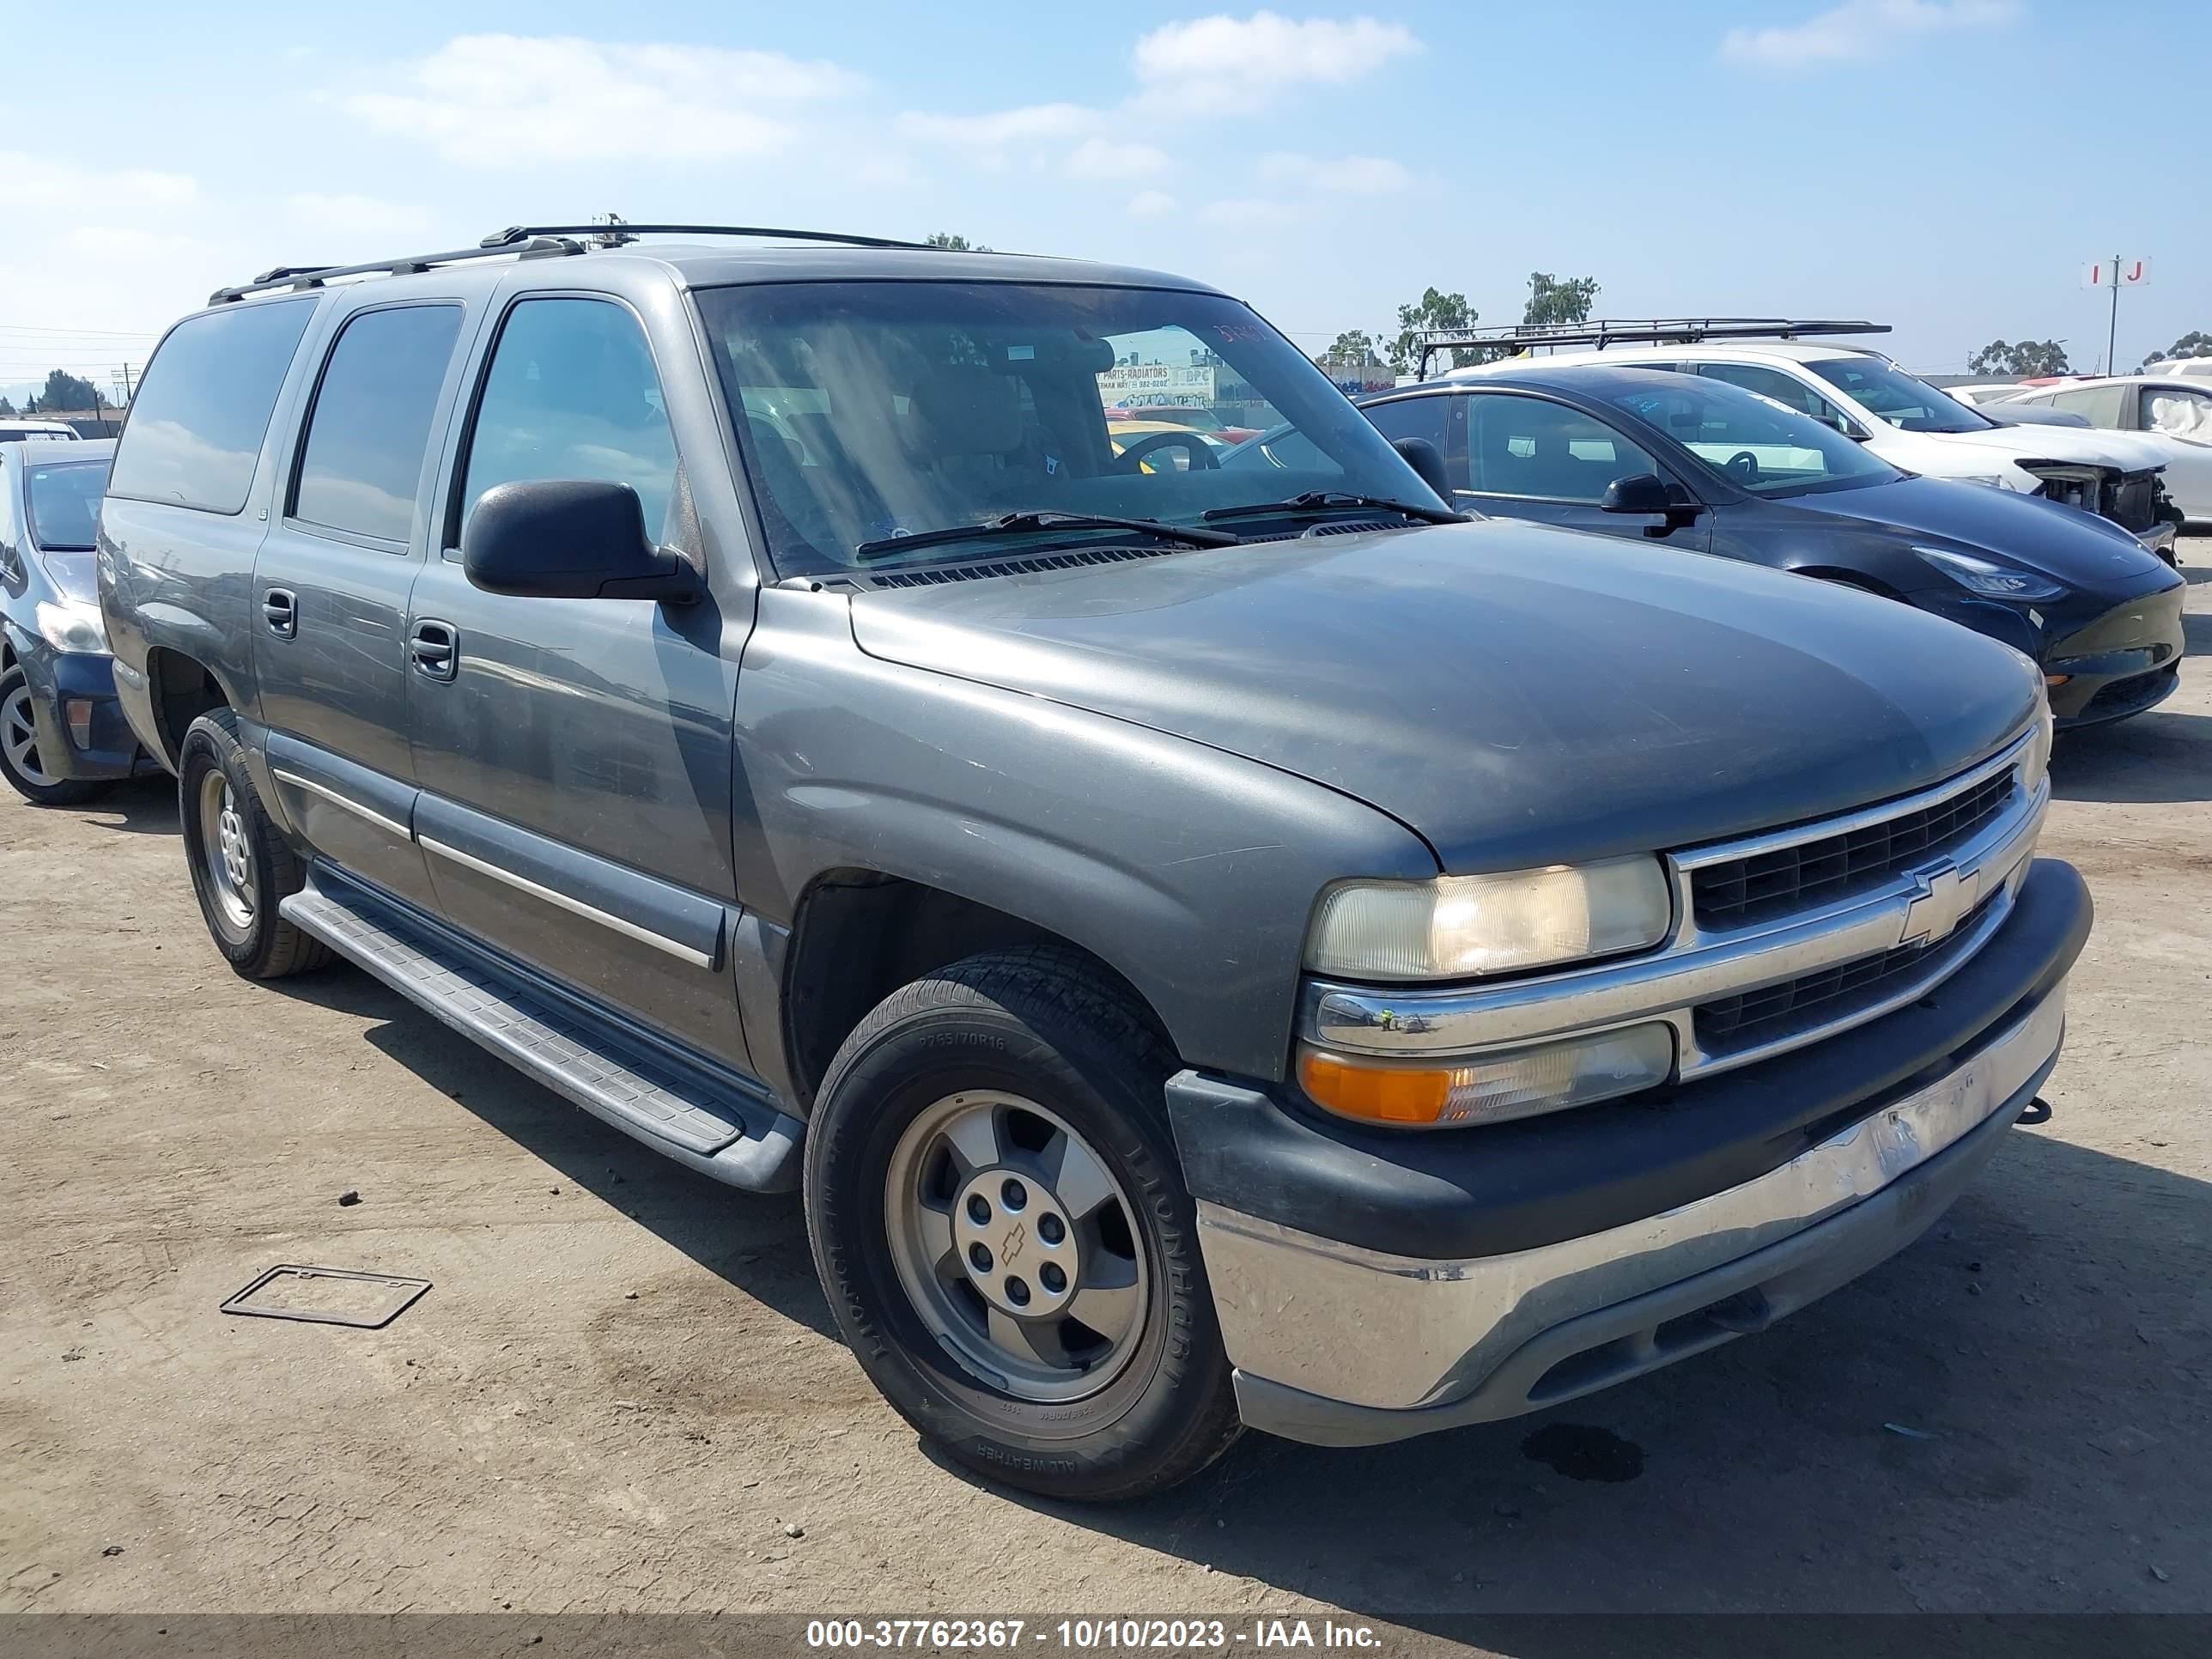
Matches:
[107,299,317,514]
[292,305,465,544]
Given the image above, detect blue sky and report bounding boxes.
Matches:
[3,1,2206,400]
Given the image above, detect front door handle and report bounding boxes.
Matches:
[409,619,459,682]
[262,587,297,638]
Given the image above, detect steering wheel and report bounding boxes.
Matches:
[1725,450,1763,484]
[1115,431,1220,473]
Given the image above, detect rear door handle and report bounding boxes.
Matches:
[409,619,459,682]
[262,587,297,638]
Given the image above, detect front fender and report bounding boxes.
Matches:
[732,588,1437,1081]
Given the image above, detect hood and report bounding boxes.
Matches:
[1787,476,2174,591]
[1927,422,2172,473]
[847,520,2040,872]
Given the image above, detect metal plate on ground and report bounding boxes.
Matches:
[220,1265,432,1329]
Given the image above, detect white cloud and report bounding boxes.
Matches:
[344,33,862,165]
[896,102,1101,150]
[1127,190,1179,217]
[287,193,433,237]
[1259,151,1411,192]
[1721,0,2019,68]
[0,151,197,211]
[1133,10,1419,108]
[1065,138,1170,179]
[1199,198,1297,229]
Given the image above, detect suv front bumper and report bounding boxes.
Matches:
[1166,857,2089,1447]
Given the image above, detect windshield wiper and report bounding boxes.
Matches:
[1201,491,1465,526]
[854,510,1237,563]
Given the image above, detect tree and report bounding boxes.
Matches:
[2143,330,2212,368]
[1523,272,1601,328]
[1389,288,1476,374]
[1320,329,1382,368]
[1966,339,2070,377]
[0,396,15,417]
[27,369,106,414]
[925,231,992,251]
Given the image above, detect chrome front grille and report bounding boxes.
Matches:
[1696,894,1999,1053]
[1692,769,2015,929]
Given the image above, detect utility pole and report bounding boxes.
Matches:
[2107,251,2120,376]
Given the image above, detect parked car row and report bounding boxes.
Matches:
[1335,362,2186,728]
[8,228,2141,1504]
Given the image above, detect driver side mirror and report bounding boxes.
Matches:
[1391,436,1453,502]
[463,480,702,604]
[1601,473,1676,515]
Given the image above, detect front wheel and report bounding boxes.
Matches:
[0,665,108,805]
[804,947,1241,1501]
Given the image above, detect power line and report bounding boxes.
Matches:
[0,324,161,338]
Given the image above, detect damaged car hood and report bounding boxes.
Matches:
[847,520,2040,871]
[1925,422,2172,473]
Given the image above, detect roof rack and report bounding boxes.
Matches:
[210,222,941,306]
[1414,317,1889,378]
[477,222,938,252]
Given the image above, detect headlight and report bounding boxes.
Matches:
[33,599,107,654]
[2024,690,2054,794]
[1299,1023,1675,1128]
[1912,546,2066,602]
[1305,857,1672,981]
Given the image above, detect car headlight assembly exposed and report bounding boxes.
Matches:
[1912,545,2066,602]
[33,599,107,655]
[1298,1024,1676,1129]
[1304,858,1672,983]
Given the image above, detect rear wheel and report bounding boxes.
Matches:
[804,947,1241,1501]
[177,709,329,979]
[0,665,106,806]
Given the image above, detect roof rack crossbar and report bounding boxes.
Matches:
[210,236,586,306]
[479,223,940,252]
[1413,317,1889,377]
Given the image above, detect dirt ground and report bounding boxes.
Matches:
[3,546,2209,1634]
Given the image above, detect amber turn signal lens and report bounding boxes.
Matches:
[2044,674,2072,687]
[1298,1050,1454,1125]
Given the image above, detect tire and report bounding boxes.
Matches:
[176,708,330,980]
[0,664,108,806]
[804,946,1241,1502]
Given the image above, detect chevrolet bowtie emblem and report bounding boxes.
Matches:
[999,1220,1027,1268]
[1901,860,1972,947]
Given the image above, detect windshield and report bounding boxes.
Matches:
[1806,357,1994,434]
[1603,377,1901,497]
[696,282,1437,576]
[26,456,110,554]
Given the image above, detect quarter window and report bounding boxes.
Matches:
[292,305,465,543]
[1462,395,1659,502]
[106,298,318,514]
[459,298,678,541]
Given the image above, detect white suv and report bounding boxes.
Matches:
[1452,339,2179,556]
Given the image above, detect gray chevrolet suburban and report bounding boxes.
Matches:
[100,225,2090,1500]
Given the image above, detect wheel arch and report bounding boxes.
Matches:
[779,867,1176,1111]
[141,646,235,769]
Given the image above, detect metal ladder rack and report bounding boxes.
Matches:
[1414,317,1890,378]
